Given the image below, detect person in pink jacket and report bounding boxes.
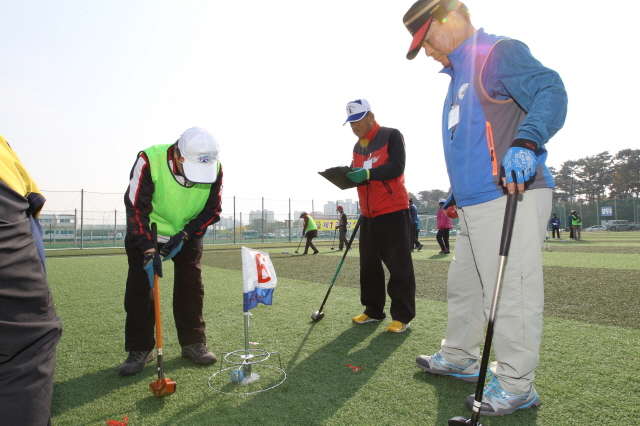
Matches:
[436,198,452,254]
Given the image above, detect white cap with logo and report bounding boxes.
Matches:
[344,99,371,125]
[177,127,220,184]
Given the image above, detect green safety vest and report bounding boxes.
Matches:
[145,144,219,237]
[571,215,581,226]
[304,216,318,233]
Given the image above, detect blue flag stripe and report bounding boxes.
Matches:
[243,287,274,312]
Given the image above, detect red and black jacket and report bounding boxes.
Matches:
[352,125,409,218]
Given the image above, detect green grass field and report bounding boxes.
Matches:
[47,232,640,425]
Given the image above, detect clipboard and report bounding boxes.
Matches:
[318,166,361,190]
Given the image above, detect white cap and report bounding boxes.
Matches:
[438,198,446,203]
[299,211,307,218]
[177,127,219,184]
[344,99,371,125]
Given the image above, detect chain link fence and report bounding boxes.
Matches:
[38,190,638,250]
[39,190,364,250]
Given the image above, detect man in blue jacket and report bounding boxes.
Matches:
[550,213,561,239]
[403,0,567,417]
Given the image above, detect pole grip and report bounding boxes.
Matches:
[499,191,518,257]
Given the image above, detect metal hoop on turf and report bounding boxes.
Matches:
[207,350,286,395]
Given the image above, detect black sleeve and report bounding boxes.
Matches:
[368,129,406,181]
[183,166,224,239]
[124,153,156,253]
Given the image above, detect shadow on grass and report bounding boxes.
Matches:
[413,369,540,425]
[147,322,410,425]
[51,356,208,417]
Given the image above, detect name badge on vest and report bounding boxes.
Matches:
[448,105,460,130]
[363,159,373,169]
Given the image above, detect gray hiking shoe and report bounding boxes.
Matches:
[182,343,217,365]
[465,375,541,416]
[416,352,480,382]
[119,350,154,376]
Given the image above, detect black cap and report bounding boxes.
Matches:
[403,0,468,60]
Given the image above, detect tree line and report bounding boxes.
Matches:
[409,149,639,212]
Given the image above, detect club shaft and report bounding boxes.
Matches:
[316,215,362,313]
[469,192,518,424]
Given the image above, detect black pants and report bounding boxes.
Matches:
[303,230,318,254]
[0,181,62,426]
[338,227,348,250]
[359,209,416,324]
[552,227,560,238]
[124,235,207,351]
[436,229,450,250]
[412,223,421,248]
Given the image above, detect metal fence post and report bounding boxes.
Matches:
[288,198,291,242]
[233,196,236,244]
[80,189,84,249]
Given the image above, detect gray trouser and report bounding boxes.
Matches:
[440,188,551,394]
[571,225,581,241]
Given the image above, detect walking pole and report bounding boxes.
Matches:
[448,191,518,426]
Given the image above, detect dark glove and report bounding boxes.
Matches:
[160,231,189,260]
[302,232,306,237]
[442,193,456,210]
[347,167,369,184]
[143,250,162,287]
[503,139,538,185]
[335,225,340,230]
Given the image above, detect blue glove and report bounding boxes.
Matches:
[442,193,455,210]
[160,231,188,260]
[347,167,369,184]
[143,250,162,288]
[503,145,538,185]
[302,232,306,237]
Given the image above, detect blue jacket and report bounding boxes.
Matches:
[410,203,419,224]
[440,29,567,207]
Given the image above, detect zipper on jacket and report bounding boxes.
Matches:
[485,121,498,176]
[382,181,393,198]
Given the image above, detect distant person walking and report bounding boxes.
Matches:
[436,198,452,254]
[300,212,319,254]
[336,205,349,251]
[571,210,582,241]
[410,198,423,251]
[568,213,574,240]
[550,213,561,239]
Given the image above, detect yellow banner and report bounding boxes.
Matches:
[314,219,358,231]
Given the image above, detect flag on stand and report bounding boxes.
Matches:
[241,247,277,312]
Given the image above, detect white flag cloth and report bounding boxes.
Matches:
[241,246,277,312]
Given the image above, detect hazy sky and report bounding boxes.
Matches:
[1,0,636,207]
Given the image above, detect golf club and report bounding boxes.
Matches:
[294,234,304,254]
[448,190,518,426]
[330,228,337,250]
[149,223,176,398]
[311,215,362,322]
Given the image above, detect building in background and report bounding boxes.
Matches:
[323,199,358,215]
[249,209,274,223]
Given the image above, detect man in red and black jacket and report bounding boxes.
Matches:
[344,99,416,333]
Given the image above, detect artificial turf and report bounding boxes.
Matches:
[46,232,639,425]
